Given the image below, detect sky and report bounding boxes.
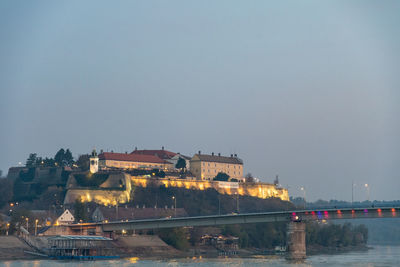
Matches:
[0,1,399,201]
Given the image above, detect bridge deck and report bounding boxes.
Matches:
[92,207,399,232]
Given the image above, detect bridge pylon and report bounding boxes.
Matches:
[286,221,306,260]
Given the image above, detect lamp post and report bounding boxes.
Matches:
[172,196,176,217]
[352,181,355,207]
[6,223,10,236]
[35,219,39,236]
[365,184,370,202]
[25,218,29,233]
[300,187,306,209]
[235,192,239,213]
[218,194,221,215]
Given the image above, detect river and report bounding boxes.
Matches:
[0,246,399,267]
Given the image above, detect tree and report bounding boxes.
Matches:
[26,153,38,167]
[0,169,2,177]
[54,149,65,166]
[76,154,90,171]
[175,157,186,172]
[35,157,43,166]
[158,227,190,251]
[0,178,13,208]
[245,173,255,183]
[73,199,87,222]
[213,172,230,181]
[43,157,55,167]
[64,149,74,166]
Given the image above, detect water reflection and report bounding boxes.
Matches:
[1,246,399,267]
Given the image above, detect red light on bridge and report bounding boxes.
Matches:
[292,212,296,216]
[337,210,342,214]
[377,208,382,213]
[351,210,355,213]
[311,211,315,215]
[391,208,396,212]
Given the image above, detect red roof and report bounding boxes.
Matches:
[131,149,177,160]
[98,152,168,164]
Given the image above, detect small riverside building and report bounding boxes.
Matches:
[48,235,117,260]
[55,209,75,225]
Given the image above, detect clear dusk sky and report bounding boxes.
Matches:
[0,1,399,201]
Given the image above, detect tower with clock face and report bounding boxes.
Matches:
[89,149,99,173]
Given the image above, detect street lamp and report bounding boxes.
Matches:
[172,196,176,217]
[218,194,221,215]
[25,218,29,233]
[6,223,10,236]
[365,184,370,202]
[352,181,356,207]
[300,187,306,209]
[35,219,39,236]
[234,192,239,213]
[79,219,83,235]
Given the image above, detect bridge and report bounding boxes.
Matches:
[71,207,399,260]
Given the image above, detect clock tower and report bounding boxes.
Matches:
[89,149,99,173]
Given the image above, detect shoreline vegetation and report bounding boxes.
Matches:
[0,234,371,261]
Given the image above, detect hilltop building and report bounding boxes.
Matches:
[190,152,244,181]
[130,147,177,160]
[98,152,173,170]
[131,147,191,170]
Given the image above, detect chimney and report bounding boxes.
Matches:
[135,147,137,151]
[212,152,214,156]
[162,146,164,150]
[198,150,201,154]
[231,154,233,157]
[100,149,104,154]
[234,154,237,157]
[218,153,221,156]
[125,151,127,154]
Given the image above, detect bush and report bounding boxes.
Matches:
[158,228,190,251]
[74,173,109,187]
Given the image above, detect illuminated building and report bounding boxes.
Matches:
[89,149,99,173]
[98,152,174,170]
[190,152,244,180]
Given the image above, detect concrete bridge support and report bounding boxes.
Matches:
[286,221,306,260]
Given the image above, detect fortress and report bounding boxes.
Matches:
[64,172,288,205]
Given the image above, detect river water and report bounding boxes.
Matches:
[1,246,399,267]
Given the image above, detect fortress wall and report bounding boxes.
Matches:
[64,188,131,205]
[131,177,289,201]
[64,174,289,205]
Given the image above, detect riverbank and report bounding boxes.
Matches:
[0,235,370,261]
[0,236,38,260]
